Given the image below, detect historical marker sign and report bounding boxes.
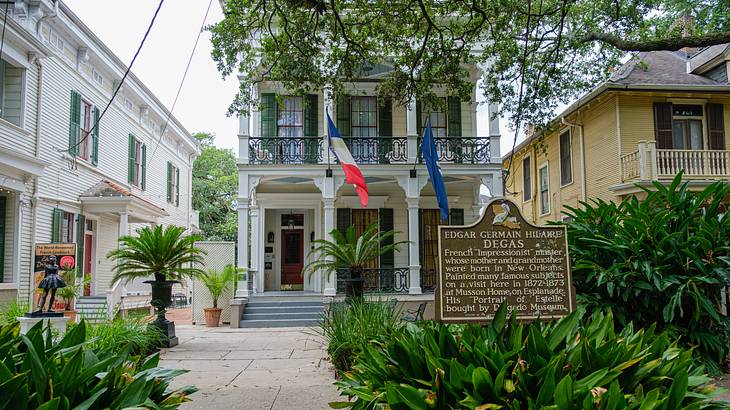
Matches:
[436,198,574,323]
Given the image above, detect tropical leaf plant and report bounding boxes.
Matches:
[331,304,729,409]
[200,265,242,308]
[303,222,408,281]
[107,224,206,284]
[563,173,730,373]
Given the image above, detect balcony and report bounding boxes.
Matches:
[244,135,493,165]
[621,141,730,182]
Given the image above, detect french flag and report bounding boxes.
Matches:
[327,113,369,207]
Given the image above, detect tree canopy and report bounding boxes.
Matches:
[192,132,238,241]
[210,0,729,132]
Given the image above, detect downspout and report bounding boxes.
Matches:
[36,0,59,37]
[532,144,537,223]
[561,116,587,202]
[29,55,44,303]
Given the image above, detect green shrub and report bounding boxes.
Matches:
[564,175,730,372]
[320,298,402,372]
[82,316,164,356]
[0,300,28,326]
[332,305,727,409]
[0,320,196,409]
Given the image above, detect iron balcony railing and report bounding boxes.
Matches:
[247,135,491,165]
[336,267,410,294]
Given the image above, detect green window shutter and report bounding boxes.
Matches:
[336,208,351,236]
[0,197,5,280]
[176,167,180,207]
[416,100,422,137]
[378,208,394,268]
[68,91,81,155]
[127,134,135,184]
[140,144,147,190]
[336,94,351,136]
[449,208,464,225]
[447,97,463,162]
[51,208,64,243]
[91,107,99,165]
[653,102,673,149]
[166,162,173,203]
[304,94,319,164]
[417,208,423,265]
[76,214,85,277]
[707,103,726,150]
[260,93,277,137]
[378,98,392,163]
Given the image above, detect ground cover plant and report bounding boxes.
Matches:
[79,315,163,356]
[0,320,195,409]
[319,298,402,372]
[564,175,730,373]
[332,305,729,409]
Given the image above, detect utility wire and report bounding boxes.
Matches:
[149,0,214,162]
[62,0,165,157]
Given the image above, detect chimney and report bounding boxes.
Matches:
[670,15,697,57]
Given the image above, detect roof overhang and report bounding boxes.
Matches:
[0,146,47,191]
[79,196,168,223]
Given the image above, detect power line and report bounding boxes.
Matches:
[62,0,165,158]
[149,0,214,162]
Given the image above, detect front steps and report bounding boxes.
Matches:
[239,299,324,328]
[76,296,108,323]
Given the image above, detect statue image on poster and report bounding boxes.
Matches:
[30,243,76,316]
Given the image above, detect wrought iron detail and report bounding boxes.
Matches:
[336,268,410,294]
[249,137,323,164]
[343,136,409,164]
[418,137,491,164]
[420,268,437,293]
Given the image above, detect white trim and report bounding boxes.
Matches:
[337,195,389,209]
[537,162,550,217]
[559,128,574,187]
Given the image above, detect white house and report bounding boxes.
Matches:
[235,71,503,303]
[0,0,199,316]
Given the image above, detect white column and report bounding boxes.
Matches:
[238,114,250,164]
[406,197,421,294]
[407,97,418,163]
[250,205,261,293]
[322,198,336,296]
[472,205,483,222]
[321,86,334,165]
[638,140,647,180]
[488,102,501,163]
[236,203,250,298]
[118,212,128,238]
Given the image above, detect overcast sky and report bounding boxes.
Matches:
[64,0,520,155]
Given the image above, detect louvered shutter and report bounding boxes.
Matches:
[304,94,319,164]
[76,214,85,277]
[378,98,392,163]
[707,103,726,150]
[653,102,673,149]
[378,208,394,269]
[176,167,180,206]
[51,208,64,243]
[260,93,276,137]
[91,107,99,165]
[336,208,351,236]
[336,94,351,136]
[417,209,423,265]
[449,208,464,225]
[127,134,135,184]
[140,144,147,190]
[68,91,81,155]
[166,162,173,203]
[447,97,463,162]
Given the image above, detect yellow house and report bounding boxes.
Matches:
[503,45,730,224]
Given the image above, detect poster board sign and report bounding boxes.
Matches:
[436,198,574,323]
[33,243,76,308]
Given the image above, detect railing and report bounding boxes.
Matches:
[247,135,492,165]
[336,267,410,293]
[621,141,730,182]
[105,279,125,318]
[418,136,491,164]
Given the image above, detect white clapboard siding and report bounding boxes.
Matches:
[2,64,24,127]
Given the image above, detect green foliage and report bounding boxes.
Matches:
[79,317,163,357]
[107,224,206,285]
[0,300,28,326]
[332,305,728,409]
[0,320,196,409]
[56,269,90,310]
[303,222,407,281]
[191,132,238,241]
[564,175,730,372]
[319,298,402,372]
[200,265,241,308]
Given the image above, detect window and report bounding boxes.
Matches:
[167,162,179,205]
[276,96,304,137]
[0,59,25,127]
[538,164,550,215]
[350,97,377,137]
[671,104,704,150]
[49,30,64,52]
[92,69,103,87]
[559,130,573,185]
[62,212,75,243]
[78,100,93,159]
[422,100,447,137]
[133,139,142,186]
[522,156,532,201]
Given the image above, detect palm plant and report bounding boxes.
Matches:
[303,222,407,297]
[200,265,241,308]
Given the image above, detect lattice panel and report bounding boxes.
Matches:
[191,242,236,325]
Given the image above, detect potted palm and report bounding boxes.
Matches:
[200,265,243,327]
[56,267,90,323]
[107,225,205,347]
[303,222,407,299]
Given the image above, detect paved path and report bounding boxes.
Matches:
[160,325,342,409]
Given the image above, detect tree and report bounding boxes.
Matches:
[192,132,238,241]
[210,0,730,133]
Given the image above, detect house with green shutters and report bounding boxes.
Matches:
[0,1,199,316]
[235,71,503,307]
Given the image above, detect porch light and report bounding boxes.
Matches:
[267,232,274,243]
[287,211,295,230]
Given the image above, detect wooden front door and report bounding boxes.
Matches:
[281,229,304,288]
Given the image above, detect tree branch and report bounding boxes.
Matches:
[581,31,730,51]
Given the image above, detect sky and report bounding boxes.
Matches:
[64,0,520,155]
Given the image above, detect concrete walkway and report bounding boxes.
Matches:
[160,325,343,409]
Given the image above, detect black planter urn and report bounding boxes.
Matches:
[144,280,179,347]
[343,276,365,301]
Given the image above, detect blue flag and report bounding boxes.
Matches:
[422,118,449,221]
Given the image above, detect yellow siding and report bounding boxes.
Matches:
[618,94,655,155]
[582,95,620,204]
